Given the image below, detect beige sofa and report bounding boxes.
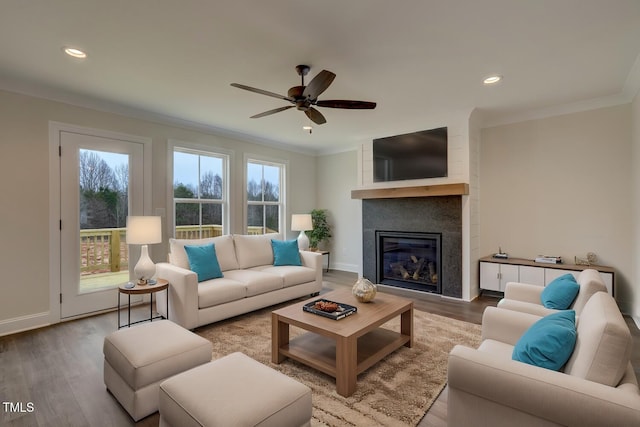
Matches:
[155,233,322,329]
[448,292,640,427]
[497,268,608,317]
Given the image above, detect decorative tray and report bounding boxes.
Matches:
[302,299,357,320]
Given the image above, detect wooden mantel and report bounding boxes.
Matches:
[351,183,469,200]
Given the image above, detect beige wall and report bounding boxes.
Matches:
[0,89,317,330]
[316,150,361,272]
[480,105,634,312]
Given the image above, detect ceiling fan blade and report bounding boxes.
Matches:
[305,107,327,125]
[230,83,294,102]
[250,105,294,119]
[302,70,336,100]
[316,100,377,109]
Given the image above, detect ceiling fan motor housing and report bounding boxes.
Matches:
[288,86,311,110]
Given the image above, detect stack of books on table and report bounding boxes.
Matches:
[535,255,562,264]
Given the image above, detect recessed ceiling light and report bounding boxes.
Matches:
[483,75,502,85]
[63,47,87,59]
[303,125,313,134]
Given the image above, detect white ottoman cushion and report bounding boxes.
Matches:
[159,352,312,427]
[103,320,212,420]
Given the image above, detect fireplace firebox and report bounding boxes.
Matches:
[376,231,442,294]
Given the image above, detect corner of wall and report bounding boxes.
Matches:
[632,88,640,320]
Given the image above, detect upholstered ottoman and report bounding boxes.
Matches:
[103,320,212,421]
[159,352,312,427]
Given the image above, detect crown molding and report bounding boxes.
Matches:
[482,92,632,129]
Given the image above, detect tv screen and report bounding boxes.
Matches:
[373,127,448,182]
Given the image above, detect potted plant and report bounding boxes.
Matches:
[307,209,332,251]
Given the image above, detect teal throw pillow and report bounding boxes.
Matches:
[271,239,302,266]
[541,273,580,309]
[184,243,224,282]
[512,310,577,371]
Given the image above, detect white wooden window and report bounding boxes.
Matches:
[246,159,285,234]
[173,147,229,238]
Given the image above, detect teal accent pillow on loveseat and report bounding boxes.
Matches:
[512,310,577,371]
[541,273,580,309]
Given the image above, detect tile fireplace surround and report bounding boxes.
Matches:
[362,196,462,298]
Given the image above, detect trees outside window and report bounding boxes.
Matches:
[173,149,228,238]
[246,160,284,234]
[79,149,128,229]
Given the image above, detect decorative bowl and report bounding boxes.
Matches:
[352,277,377,303]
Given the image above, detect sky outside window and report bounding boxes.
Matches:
[174,151,223,198]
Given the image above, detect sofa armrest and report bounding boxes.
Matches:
[155,262,199,330]
[481,307,541,345]
[448,345,640,427]
[497,299,559,318]
[299,250,323,289]
[503,282,544,304]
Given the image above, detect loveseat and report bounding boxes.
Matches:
[448,292,640,427]
[155,233,322,329]
[497,268,608,317]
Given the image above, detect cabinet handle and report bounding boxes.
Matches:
[497,272,502,280]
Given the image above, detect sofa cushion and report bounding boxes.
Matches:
[223,269,283,297]
[170,235,239,272]
[541,273,580,309]
[233,233,282,269]
[251,265,316,288]
[512,310,577,371]
[197,278,247,309]
[184,243,223,282]
[271,239,302,266]
[564,292,632,386]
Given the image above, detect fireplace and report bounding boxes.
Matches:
[362,196,462,298]
[376,231,442,293]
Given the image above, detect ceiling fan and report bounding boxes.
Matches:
[230,65,376,125]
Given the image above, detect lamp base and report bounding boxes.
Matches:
[134,245,156,285]
[297,230,310,251]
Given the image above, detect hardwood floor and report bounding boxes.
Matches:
[0,270,638,426]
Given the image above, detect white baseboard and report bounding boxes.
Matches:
[330,262,359,273]
[0,311,52,337]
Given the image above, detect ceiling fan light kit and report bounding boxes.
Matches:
[231,65,376,125]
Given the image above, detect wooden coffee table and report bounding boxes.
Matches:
[272,288,413,397]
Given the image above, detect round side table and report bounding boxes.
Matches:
[117,278,169,329]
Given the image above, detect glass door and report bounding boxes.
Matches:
[60,131,144,318]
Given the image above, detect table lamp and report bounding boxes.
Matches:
[126,216,162,285]
[291,214,313,251]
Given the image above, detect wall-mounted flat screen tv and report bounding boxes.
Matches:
[373,127,448,182]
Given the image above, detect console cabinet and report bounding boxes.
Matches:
[479,256,614,296]
[479,262,519,292]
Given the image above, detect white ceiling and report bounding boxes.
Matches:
[1,0,640,154]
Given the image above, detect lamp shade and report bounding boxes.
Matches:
[291,214,313,231]
[126,216,162,245]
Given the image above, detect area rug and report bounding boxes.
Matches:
[195,303,481,427]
